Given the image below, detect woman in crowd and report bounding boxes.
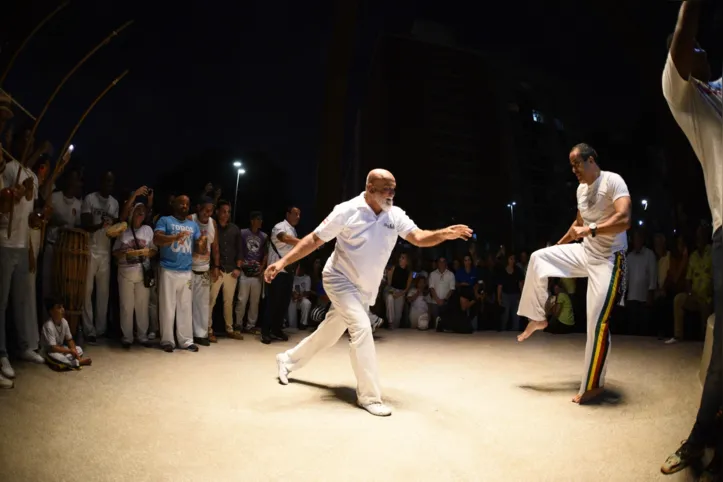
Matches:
[385,252,412,329]
[497,252,524,331]
[455,254,479,313]
[113,203,157,348]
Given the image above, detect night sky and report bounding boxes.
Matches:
[2,0,721,227]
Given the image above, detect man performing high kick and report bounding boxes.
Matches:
[516,143,632,404]
[264,169,471,416]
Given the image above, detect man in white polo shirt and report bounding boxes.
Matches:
[261,206,301,344]
[265,169,471,416]
[660,3,723,476]
[428,256,456,326]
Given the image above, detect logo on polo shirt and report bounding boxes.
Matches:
[384,222,395,230]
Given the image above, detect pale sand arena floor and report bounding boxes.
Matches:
[0,330,707,482]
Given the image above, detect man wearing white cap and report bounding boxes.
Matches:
[265,169,471,416]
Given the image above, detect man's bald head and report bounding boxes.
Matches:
[366,168,395,186]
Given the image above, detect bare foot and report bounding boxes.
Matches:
[517,320,548,342]
[572,387,604,404]
[79,357,92,367]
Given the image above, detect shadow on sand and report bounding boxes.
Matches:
[518,381,625,405]
[287,379,359,407]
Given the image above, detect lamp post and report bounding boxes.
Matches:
[641,199,648,211]
[507,201,516,250]
[233,161,244,223]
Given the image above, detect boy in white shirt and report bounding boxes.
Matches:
[288,263,312,329]
[42,298,92,370]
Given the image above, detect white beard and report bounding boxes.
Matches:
[377,194,393,212]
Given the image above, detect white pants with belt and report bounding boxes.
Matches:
[518,243,625,396]
[192,270,210,338]
[279,275,382,406]
[82,251,111,337]
[159,268,193,349]
[118,268,150,343]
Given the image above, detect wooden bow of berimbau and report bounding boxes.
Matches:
[4,19,134,237]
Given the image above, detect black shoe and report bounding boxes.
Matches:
[194,337,211,347]
[141,340,153,348]
[299,324,307,331]
[261,335,272,345]
[186,344,199,352]
[661,440,705,475]
[701,453,721,482]
[162,344,174,353]
[121,342,131,350]
[87,336,97,345]
[271,331,289,341]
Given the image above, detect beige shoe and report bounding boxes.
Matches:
[227,331,244,340]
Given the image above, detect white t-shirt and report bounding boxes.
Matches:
[113,225,156,275]
[47,191,82,245]
[41,318,73,349]
[428,269,456,300]
[576,171,630,258]
[662,53,723,231]
[0,161,37,249]
[314,193,418,306]
[191,214,215,272]
[407,287,431,312]
[82,192,119,255]
[292,274,311,297]
[268,219,298,265]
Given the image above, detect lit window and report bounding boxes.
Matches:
[532,110,544,123]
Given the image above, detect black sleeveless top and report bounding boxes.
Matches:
[390,266,410,290]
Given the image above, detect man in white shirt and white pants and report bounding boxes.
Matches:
[0,159,46,383]
[516,144,632,406]
[427,257,456,326]
[265,169,471,416]
[625,229,657,336]
[81,171,119,343]
[660,3,723,476]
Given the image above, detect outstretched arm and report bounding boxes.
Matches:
[405,225,472,247]
[264,233,324,282]
[669,1,703,81]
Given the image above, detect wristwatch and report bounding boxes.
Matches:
[589,223,597,238]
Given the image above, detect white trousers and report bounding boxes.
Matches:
[46,345,84,368]
[192,271,210,338]
[159,268,193,349]
[518,243,625,396]
[82,252,111,337]
[210,271,238,333]
[287,298,312,328]
[385,288,405,329]
[148,266,159,334]
[280,276,382,405]
[118,269,150,343]
[236,275,262,328]
[28,229,42,329]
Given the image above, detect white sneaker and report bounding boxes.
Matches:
[358,402,392,417]
[664,337,678,345]
[0,373,13,389]
[148,332,157,340]
[20,349,45,364]
[0,357,15,379]
[369,313,383,332]
[276,353,289,385]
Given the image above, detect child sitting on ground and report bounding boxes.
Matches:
[41,298,92,370]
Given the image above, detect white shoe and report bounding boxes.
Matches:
[369,313,383,332]
[20,349,45,364]
[1,357,15,379]
[276,353,289,385]
[148,332,157,340]
[664,337,678,345]
[0,373,13,389]
[358,402,392,417]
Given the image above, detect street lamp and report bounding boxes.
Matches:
[233,161,244,222]
[641,199,648,211]
[507,201,517,249]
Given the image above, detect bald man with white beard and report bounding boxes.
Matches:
[265,169,472,416]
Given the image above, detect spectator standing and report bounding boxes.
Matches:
[455,254,479,313]
[209,200,243,342]
[497,253,524,331]
[190,198,219,346]
[385,252,412,329]
[237,211,267,335]
[262,206,301,344]
[626,230,657,335]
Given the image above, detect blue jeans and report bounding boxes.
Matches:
[500,292,521,331]
[690,228,723,446]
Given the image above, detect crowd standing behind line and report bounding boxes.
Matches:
[0,142,714,390]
